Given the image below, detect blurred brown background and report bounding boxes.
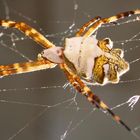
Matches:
[0,0,140,140]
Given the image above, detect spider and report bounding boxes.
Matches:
[0,9,140,136]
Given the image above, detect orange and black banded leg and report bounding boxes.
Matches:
[84,9,140,37]
[0,20,55,48]
[60,63,131,132]
[76,16,101,36]
[0,59,56,77]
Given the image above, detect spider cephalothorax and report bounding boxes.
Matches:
[0,10,140,138]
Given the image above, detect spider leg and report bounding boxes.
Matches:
[76,16,101,36]
[60,63,131,132]
[0,20,55,48]
[0,59,56,77]
[84,9,140,37]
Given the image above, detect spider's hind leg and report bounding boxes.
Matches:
[60,63,131,132]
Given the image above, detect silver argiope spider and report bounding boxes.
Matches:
[0,9,140,136]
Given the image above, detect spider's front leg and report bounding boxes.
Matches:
[0,59,56,77]
[60,63,131,132]
[84,9,140,37]
[0,20,55,48]
[76,16,101,36]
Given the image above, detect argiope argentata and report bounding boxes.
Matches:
[0,9,140,136]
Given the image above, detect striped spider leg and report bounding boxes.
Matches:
[0,59,56,77]
[76,16,101,36]
[60,63,131,131]
[83,9,140,37]
[0,20,55,48]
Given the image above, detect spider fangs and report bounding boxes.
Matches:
[41,36,129,85]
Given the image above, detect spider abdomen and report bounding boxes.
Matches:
[64,36,129,85]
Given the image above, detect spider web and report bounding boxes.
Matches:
[0,0,140,140]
